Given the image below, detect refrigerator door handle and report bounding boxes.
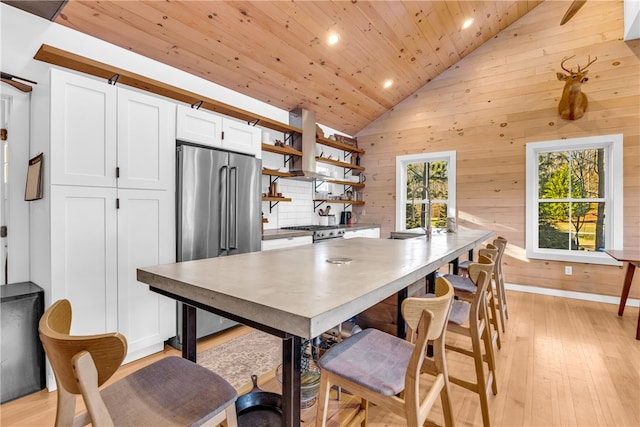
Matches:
[220,165,229,251]
[229,166,238,250]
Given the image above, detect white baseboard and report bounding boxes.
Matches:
[505,283,640,308]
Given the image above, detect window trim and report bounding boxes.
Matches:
[395,151,456,231]
[525,134,623,266]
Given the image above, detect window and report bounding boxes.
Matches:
[526,134,623,265]
[396,151,456,231]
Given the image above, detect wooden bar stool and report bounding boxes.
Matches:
[39,299,238,427]
[315,277,456,427]
[446,264,497,427]
[444,251,502,350]
[492,236,509,331]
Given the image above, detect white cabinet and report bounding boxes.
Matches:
[176,104,261,157]
[117,189,175,362]
[50,69,174,190]
[261,235,313,251]
[343,227,380,239]
[41,69,176,369]
[50,69,117,187]
[176,104,222,148]
[116,89,174,190]
[50,185,118,334]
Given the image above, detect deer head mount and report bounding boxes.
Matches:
[556,55,597,120]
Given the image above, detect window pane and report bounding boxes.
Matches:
[429,161,448,200]
[538,202,570,249]
[570,149,604,199]
[570,202,605,252]
[538,152,568,199]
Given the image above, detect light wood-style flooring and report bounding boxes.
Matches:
[2,290,639,426]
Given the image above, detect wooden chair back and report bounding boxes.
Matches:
[39,299,127,395]
[402,276,455,343]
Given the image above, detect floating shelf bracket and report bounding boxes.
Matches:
[191,100,203,110]
[314,200,326,211]
[249,118,260,127]
[108,74,120,85]
[268,200,280,213]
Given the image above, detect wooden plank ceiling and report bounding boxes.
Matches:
[54,1,545,135]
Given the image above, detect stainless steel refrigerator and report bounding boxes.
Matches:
[170,142,261,349]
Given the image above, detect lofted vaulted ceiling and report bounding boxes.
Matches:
[50,0,546,135]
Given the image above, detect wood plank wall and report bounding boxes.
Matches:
[356,0,640,298]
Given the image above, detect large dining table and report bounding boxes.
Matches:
[604,249,640,340]
[137,228,493,426]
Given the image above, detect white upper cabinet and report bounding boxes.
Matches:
[175,104,222,148]
[117,88,175,190]
[222,118,261,158]
[51,69,174,190]
[176,104,261,157]
[50,68,117,187]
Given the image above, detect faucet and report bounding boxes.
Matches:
[410,185,432,238]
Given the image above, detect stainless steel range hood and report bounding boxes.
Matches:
[288,108,330,180]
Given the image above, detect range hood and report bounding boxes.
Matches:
[288,108,331,180]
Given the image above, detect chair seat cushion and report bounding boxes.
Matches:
[449,300,471,325]
[101,356,237,427]
[443,273,477,294]
[458,260,470,270]
[318,328,413,396]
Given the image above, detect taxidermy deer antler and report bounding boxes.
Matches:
[556,55,597,120]
[560,0,587,25]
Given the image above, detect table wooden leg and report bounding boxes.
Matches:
[617,262,635,316]
[282,335,301,427]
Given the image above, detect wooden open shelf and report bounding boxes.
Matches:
[316,156,365,171]
[320,179,365,189]
[316,136,365,155]
[34,44,302,134]
[262,169,293,178]
[262,196,292,202]
[313,199,365,205]
[261,143,302,157]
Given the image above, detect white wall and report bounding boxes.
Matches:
[0,87,31,284]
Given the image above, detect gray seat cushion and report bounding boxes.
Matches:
[443,273,477,294]
[101,356,238,426]
[318,328,413,396]
[449,300,471,325]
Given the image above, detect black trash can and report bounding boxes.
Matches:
[1,282,45,403]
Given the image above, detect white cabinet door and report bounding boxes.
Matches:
[261,235,313,251]
[175,104,222,148]
[50,69,117,187]
[117,189,176,361]
[222,119,261,157]
[117,88,175,191]
[50,185,118,335]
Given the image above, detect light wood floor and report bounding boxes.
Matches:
[2,290,639,426]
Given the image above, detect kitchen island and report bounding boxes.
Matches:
[137,228,492,427]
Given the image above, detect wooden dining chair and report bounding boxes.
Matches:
[39,299,238,427]
[446,263,497,427]
[315,277,456,427]
[444,251,502,350]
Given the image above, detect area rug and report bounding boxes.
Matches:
[197,330,281,390]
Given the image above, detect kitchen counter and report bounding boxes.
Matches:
[261,223,380,240]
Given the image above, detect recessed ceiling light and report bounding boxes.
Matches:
[383,79,393,89]
[328,33,340,45]
[462,18,474,30]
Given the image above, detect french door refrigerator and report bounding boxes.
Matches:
[170,142,261,349]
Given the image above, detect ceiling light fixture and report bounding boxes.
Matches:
[383,79,393,89]
[462,18,474,30]
[328,33,340,45]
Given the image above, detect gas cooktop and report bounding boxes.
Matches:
[281,225,345,241]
